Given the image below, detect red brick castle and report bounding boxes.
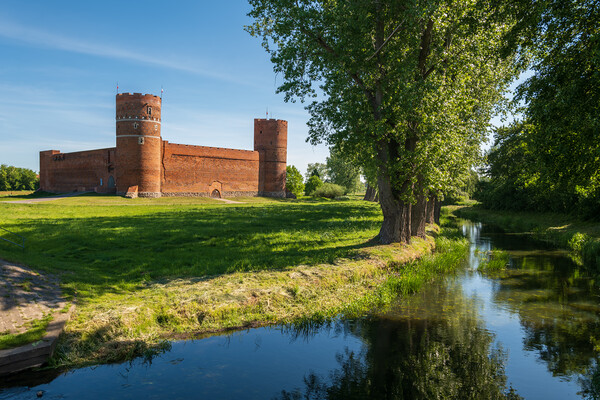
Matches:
[39,93,287,198]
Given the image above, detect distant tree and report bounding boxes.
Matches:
[305,175,324,196]
[0,164,38,191]
[326,147,361,194]
[305,163,328,182]
[286,165,305,197]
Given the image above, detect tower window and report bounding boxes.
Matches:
[147,107,152,115]
[139,137,145,145]
[133,122,139,129]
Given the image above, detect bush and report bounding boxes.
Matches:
[312,183,345,199]
[305,175,323,195]
[286,165,305,197]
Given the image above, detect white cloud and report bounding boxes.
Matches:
[0,19,257,87]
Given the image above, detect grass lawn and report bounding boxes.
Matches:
[0,194,468,368]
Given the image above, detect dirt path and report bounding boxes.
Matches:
[0,260,73,375]
[0,261,67,335]
[212,198,244,204]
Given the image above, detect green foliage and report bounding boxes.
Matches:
[326,147,361,194]
[312,183,345,199]
[478,250,510,272]
[478,0,600,220]
[247,0,521,242]
[306,163,328,181]
[0,164,38,191]
[305,175,323,195]
[285,165,304,197]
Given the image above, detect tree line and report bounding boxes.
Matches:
[476,0,599,220]
[287,146,363,198]
[0,164,39,191]
[248,0,525,243]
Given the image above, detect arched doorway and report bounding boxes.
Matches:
[108,176,115,188]
[211,189,221,198]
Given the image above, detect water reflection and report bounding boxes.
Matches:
[461,220,600,399]
[276,283,520,400]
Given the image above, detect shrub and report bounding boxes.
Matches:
[285,165,305,197]
[305,175,323,195]
[312,183,345,199]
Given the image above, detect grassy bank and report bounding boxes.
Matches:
[0,195,468,368]
[455,205,600,268]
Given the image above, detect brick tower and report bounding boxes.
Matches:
[254,119,287,197]
[115,93,162,197]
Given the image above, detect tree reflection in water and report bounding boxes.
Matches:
[276,283,522,400]
[487,254,600,398]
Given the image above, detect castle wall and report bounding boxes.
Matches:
[39,148,116,193]
[39,92,287,198]
[161,141,259,197]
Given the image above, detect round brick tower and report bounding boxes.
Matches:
[254,118,287,197]
[115,93,162,197]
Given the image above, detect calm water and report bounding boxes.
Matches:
[1,221,599,399]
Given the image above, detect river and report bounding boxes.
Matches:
[1,219,598,399]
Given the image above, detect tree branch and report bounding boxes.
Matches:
[418,19,434,78]
[297,25,378,113]
[366,18,406,61]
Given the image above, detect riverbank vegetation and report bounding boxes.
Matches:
[456,206,600,269]
[0,196,468,368]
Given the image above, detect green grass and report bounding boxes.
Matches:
[0,190,56,199]
[0,315,52,350]
[0,196,382,299]
[0,195,470,368]
[478,250,510,272]
[455,205,600,269]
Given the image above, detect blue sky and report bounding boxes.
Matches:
[0,0,328,173]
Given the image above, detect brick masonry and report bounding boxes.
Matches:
[39,93,287,198]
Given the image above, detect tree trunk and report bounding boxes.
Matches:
[363,184,378,202]
[411,192,427,238]
[378,198,411,244]
[434,196,442,225]
[425,194,436,224]
[377,170,411,244]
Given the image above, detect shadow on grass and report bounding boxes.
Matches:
[0,191,58,200]
[0,201,383,301]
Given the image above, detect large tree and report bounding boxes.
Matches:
[247,0,520,243]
